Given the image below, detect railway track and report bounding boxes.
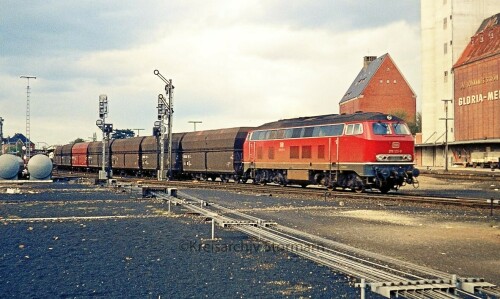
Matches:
[51,170,499,209]
[150,189,500,299]
[421,169,500,182]
[132,179,499,209]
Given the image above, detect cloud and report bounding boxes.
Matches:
[0,1,421,145]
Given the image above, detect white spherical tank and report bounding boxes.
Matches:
[27,154,53,180]
[0,154,22,180]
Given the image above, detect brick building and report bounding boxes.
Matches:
[453,13,500,142]
[339,54,416,124]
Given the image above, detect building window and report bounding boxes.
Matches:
[444,42,448,54]
[393,80,397,84]
[443,17,447,30]
[379,80,383,84]
[444,71,448,83]
[386,80,390,84]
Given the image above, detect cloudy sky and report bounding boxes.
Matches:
[1,1,420,146]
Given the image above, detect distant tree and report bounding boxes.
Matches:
[390,110,421,135]
[71,138,86,144]
[112,129,135,139]
[407,112,422,135]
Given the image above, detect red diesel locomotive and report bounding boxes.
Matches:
[242,112,419,193]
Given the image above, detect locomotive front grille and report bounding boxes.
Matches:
[376,154,412,162]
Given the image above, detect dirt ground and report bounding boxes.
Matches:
[197,175,500,286]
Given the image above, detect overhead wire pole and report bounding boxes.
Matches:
[0,117,4,148]
[188,121,202,131]
[154,69,174,181]
[20,75,36,161]
[439,99,453,172]
[132,128,144,136]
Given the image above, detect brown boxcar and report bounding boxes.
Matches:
[110,137,145,172]
[53,146,63,166]
[181,127,252,180]
[88,141,112,168]
[141,133,184,175]
[60,144,74,167]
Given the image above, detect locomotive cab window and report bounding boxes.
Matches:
[392,123,411,135]
[373,122,391,135]
[345,123,363,135]
[252,130,271,140]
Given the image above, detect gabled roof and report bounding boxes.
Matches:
[454,13,500,69]
[339,54,388,104]
[3,133,34,145]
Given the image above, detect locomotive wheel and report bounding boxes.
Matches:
[379,185,391,194]
[353,186,364,193]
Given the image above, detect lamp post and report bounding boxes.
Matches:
[20,75,36,160]
[132,128,144,136]
[439,99,453,172]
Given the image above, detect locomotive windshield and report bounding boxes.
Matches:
[373,122,391,135]
[372,122,411,135]
[391,123,411,135]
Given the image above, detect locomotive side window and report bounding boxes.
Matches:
[346,125,354,135]
[312,127,321,137]
[263,130,271,140]
[392,123,411,135]
[276,129,286,139]
[284,129,293,139]
[346,123,363,135]
[373,122,391,135]
[250,131,263,140]
[319,124,343,136]
[291,128,303,138]
[354,124,363,134]
[268,130,277,140]
[303,127,315,138]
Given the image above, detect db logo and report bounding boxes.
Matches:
[392,142,400,149]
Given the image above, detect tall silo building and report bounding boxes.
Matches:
[420,0,500,145]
